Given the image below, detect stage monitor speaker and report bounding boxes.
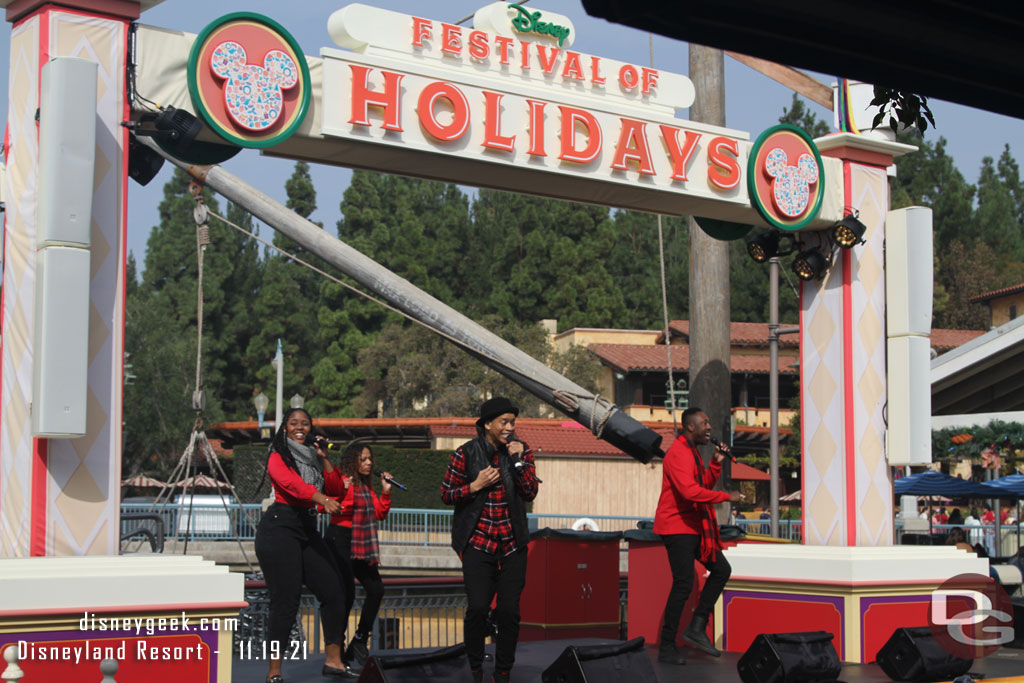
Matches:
[876,626,972,682]
[358,643,473,682]
[38,57,97,248]
[737,631,841,683]
[541,636,655,683]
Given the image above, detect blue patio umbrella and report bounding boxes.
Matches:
[893,470,1004,497]
[986,473,1024,498]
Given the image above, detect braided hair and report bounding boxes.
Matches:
[339,442,374,489]
[256,407,315,497]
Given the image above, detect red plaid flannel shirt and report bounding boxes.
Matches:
[441,440,539,557]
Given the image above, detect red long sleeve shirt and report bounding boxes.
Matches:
[328,485,392,528]
[266,451,345,507]
[653,436,730,535]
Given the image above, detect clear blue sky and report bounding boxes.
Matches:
[3,0,1022,267]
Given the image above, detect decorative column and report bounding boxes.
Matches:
[799,134,916,546]
[1,0,135,556]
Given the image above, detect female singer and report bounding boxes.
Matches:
[324,443,393,668]
[254,408,356,682]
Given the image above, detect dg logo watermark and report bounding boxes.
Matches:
[928,573,1015,659]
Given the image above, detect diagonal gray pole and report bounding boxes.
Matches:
[135,136,662,463]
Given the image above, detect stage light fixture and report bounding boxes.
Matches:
[126,106,202,155]
[792,247,830,281]
[746,231,780,263]
[127,135,164,186]
[833,213,867,248]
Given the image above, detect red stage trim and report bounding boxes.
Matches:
[0,602,249,618]
[723,593,844,659]
[860,597,930,662]
[729,575,942,588]
[841,160,856,546]
[5,633,210,682]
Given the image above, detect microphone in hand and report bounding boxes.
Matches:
[507,436,543,483]
[373,468,408,491]
[708,436,736,461]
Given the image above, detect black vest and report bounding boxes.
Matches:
[450,434,530,553]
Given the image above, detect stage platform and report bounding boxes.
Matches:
[233,638,1024,682]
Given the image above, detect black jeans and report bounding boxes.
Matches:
[254,503,348,652]
[659,533,731,643]
[324,525,385,640]
[462,547,528,673]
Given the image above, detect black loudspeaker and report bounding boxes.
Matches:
[737,631,841,683]
[541,637,655,683]
[1012,599,1024,649]
[357,643,473,682]
[875,627,972,682]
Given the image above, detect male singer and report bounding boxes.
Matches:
[654,407,742,664]
[441,397,539,683]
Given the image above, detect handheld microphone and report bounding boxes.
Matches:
[708,437,736,461]
[507,436,543,483]
[313,435,335,450]
[373,468,408,491]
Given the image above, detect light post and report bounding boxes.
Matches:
[253,391,270,439]
[769,256,800,538]
[290,394,304,409]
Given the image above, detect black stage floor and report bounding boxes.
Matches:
[233,639,1024,682]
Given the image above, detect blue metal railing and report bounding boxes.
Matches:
[120,503,814,544]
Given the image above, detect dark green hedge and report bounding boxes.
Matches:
[230,444,454,509]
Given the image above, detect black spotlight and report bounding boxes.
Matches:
[747,231,781,263]
[127,135,164,186]
[833,213,867,248]
[128,106,202,155]
[792,247,830,281]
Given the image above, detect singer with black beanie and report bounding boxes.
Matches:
[253,407,356,682]
[653,407,741,665]
[441,397,539,683]
[323,443,392,670]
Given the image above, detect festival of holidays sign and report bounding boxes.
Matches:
[318,2,749,212]
[176,3,842,221]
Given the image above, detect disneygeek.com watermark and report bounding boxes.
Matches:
[928,573,1015,659]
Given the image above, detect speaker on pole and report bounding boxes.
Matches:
[737,631,841,683]
[875,627,972,682]
[541,637,655,683]
[357,643,473,682]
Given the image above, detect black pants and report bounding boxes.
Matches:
[324,525,385,640]
[462,546,528,673]
[254,503,348,652]
[659,533,731,643]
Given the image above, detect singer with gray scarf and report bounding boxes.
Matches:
[254,407,357,682]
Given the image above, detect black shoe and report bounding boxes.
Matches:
[681,615,721,657]
[266,676,284,683]
[471,669,483,683]
[321,663,359,679]
[492,670,510,683]
[349,636,369,666]
[657,643,687,665]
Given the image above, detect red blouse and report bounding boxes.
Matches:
[329,485,392,528]
[266,451,345,507]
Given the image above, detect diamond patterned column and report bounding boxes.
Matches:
[1,3,133,556]
[801,135,916,546]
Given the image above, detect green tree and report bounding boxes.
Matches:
[607,210,689,328]
[245,162,324,406]
[779,93,831,138]
[125,169,261,471]
[975,153,1024,260]
[468,190,627,329]
[353,318,601,418]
